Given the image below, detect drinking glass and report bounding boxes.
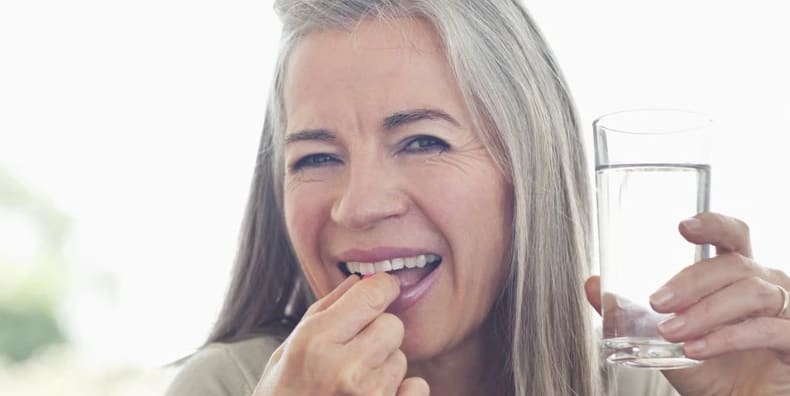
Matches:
[594,109,712,369]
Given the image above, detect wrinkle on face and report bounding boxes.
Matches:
[419,139,493,177]
[281,17,512,374]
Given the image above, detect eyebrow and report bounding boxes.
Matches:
[284,128,336,145]
[382,108,460,130]
[284,108,459,145]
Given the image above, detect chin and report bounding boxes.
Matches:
[401,328,442,362]
[397,307,453,362]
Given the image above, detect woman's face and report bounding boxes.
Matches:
[282,17,511,360]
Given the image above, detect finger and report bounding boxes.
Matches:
[682,317,790,364]
[657,276,784,342]
[397,377,430,396]
[307,274,360,314]
[349,313,405,366]
[267,342,286,366]
[650,252,764,313]
[367,349,409,396]
[316,272,401,342]
[584,276,602,315]
[679,212,752,257]
[601,291,663,339]
[260,342,287,382]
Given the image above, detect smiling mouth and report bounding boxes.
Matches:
[338,254,443,277]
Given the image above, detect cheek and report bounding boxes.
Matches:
[415,163,511,289]
[456,182,510,294]
[284,184,329,270]
[421,169,510,254]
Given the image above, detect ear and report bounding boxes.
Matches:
[584,276,602,315]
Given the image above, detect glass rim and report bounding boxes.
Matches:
[594,108,713,135]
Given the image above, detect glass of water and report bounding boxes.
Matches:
[594,108,712,370]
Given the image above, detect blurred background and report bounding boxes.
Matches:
[1,1,787,394]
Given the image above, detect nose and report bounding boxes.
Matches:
[330,161,409,230]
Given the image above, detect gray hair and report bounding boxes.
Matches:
[209,1,599,395]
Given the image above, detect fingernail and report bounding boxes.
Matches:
[685,339,706,354]
[682,218,702,232]
[650,287,675,308]
[658,316,685,334]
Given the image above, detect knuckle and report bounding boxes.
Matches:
[338,365,364,395]
[730,253,755,274]
[696,211,715,222]
[745,276,776,315]
[357,286,388,312]
[301,334,325,360]
[291,323,331,359]
[712,212,729,225]
[751,260,771,279]
[393,348,407,368]
[295,315,323,340]
[768,268,790,286]
[731,216,750,237]
[384,351,409,391]
[700,212,724,230]
[744,275,766,290]
[755,277,777,298]
[379,313,405,337]
[305,299,323,315]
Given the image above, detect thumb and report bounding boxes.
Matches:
[584,276,602,315]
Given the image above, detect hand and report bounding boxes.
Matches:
[253,273,430,396]
[586,212,790,395]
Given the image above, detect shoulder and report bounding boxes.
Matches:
[165,335,284,396]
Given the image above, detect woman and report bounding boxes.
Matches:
[166,1,790,395]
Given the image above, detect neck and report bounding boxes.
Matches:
[406,321,508,396]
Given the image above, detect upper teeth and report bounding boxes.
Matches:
[345,254,440,276]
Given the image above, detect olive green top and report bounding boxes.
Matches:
[165,336,280,396]
[165,335,679,396]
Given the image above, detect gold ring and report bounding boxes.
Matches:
[777,285,790,318]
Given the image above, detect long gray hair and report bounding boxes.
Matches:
[207,1,599,395]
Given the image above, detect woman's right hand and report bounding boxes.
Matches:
[253,273,430,396]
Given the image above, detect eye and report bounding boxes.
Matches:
[290,153,341,172]
[401,135,450,153]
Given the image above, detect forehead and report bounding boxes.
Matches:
[283,17,466,131]
[297,16,444,55]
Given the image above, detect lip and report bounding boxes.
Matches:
[335,246,439,264]
[386,260,442,314]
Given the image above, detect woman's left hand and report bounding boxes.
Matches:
[586,212,790,396]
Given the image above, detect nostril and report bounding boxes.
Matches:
[329,185,410,231]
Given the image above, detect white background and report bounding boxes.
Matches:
[1,0,787,369]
